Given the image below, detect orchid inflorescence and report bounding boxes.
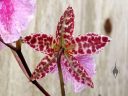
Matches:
[23,6,111,92]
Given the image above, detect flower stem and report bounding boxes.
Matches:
[57,48,65,96]
[0,38,50,96]
[17,51,51,96]
[12,50,50,96]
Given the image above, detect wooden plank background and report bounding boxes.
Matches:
[0,0,128,96]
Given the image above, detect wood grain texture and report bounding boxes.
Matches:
[0,0,128,96]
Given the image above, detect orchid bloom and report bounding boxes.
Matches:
[23,7,111,92]
[0,0,35,45]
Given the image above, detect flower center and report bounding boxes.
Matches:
[52,35,75,56]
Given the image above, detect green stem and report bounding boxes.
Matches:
[57,48,65,96]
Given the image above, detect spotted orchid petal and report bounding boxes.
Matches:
[63,55,94,88]
[75,55,96,77]
[71,33,111,56]
[23,34,54,54]
[31,54,57,80]
[0,0,35,43]
[61,55,95,92]
[56,6,74,46]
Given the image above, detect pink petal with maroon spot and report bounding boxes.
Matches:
[72,33,111,56]
[54,54,95,92]
[75,55,96,77]
[56,6,74,45]
[31,54,57,80]
[60,56,85,92]
[0,0,35,43]
[23,34,54,54]
[63,55,94,89]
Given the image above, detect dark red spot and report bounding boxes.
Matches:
[96,45,101,49]
[57,25,61,31]
[36,76,40,79]
[41,72,45,77]
[76,37,80,42]
[78,49,84,54]
[88,38,93,44]
[60,16,64,22]
[39,45,44,50]
[30,45,35,48]
[42,34,47,38]
[75,76,80,81]
[92,49,96,53]
[72,50,77,54]
[65,18,73,25]
[48,37,53,42]
[102,37,108,42]
[64,62,68,67]
[48,53,53,57]
[81,36,84,41]
[44,39,47,42]
[79,66,83,70]
[94,37,101,44]
[33,71,36,75]
[101,43,106,47]
[69,68,72,73]
[77,69,82,73]
[34,34,40,37]
[82,73,85,77]
[73,73,77,77]
[87,81,94,88]
[49,49,54,53]
[71,39,75,44]
[25,36,31,41]
[87,83,91,87]
[36,69,40,72]
[65,27,70,33]
[66,23,74,33]
[78,43,82,48]
[83,43,87,48]
[91,36,94,41]
[81,80,85,84]
[74,64,78,68]
[50,67,54,71]
[86,77,91,81]
[92,46,96,53]
[84,36,88,41]
[44,67,49,73]
[63,34,69,39]
[87,49,91,54]
[38,66,42,70]
[38,41,43,44]
[38,36,42,41]
[98,36,101,41]
[86,43,91,48]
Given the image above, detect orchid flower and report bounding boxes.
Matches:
[23,6,111,92]
[0,0,35,44]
